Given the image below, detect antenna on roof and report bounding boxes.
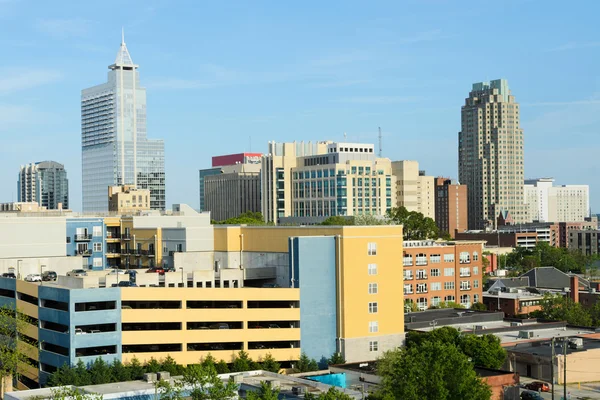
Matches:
[378,127,382,157]
[121,27,125,45]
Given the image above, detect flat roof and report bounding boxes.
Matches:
[483,292,544,300]
[505,338,600,358]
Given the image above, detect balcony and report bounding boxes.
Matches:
[460,287,471,291]
[404,291,413,295]
[140,250,155,257]
[122,234,131,241]
[74,234,92,241]
[75,249,92,257]
[416,275,428,280]
[404,276,414,281]
[460,273,471,277]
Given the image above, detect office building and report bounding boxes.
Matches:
[402,240,484,310]
[435,177,468,237]
[455,222,559,249]
[458,79,527,229]
[108,185,150,214]
[18,161,69,210]
[391,161,435,219]
[568,229,600,255]
[524,178,589,222]
[288,143,395,224]
[82,34,165,212]
[199,153,262,221]
[261,141,330,223]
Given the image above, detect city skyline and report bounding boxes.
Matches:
[1,1,599,211]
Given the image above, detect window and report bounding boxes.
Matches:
[369,321,378,333]
[416,253,427,266]
[430,268,440,277]
[93,226,102,237]
[416,297,428,311]
[444,254,455,263]
[460,294,471,307]
[404,270,413,280]
[444,282,455,290]
[368,264,377,275]
[93,242,102,252]
[474,280,479,288]
[403,284,413,294]
[93,258,102,268]
[431,282,441,291]
[473,252,479,261]
[368,283,378,294]
[474,294,480,304]
[403,254,413,266]
[416,269,427,280]
[369,341,379,352]
[430,254,441,263]
[473,266,479,276]
[369,302,378,314]
[444,268,454,276]
[460,267,470,277]
[445,295,455,302]
[368,243,377,256]
[459,252,470,263]
[416,283,427,293]
[431,296,441,307]
[460,281,471,291]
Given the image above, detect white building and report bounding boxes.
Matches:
[524,178,589,222]
[81,32,165,212]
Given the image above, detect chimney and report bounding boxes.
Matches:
[570,276,579,303]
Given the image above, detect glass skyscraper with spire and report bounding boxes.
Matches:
[81,34,165,212]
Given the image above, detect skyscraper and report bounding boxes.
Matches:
[81,33,165,212]
[18,161,69,210]
[458,79,526,229]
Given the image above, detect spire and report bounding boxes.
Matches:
[111,28,136,69]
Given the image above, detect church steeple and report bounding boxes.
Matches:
[110,28,137,70]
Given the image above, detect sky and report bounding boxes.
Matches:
[1,0,599,212]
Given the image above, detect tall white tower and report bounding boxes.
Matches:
[81,33,165,212]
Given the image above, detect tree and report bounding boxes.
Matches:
[246,381,280,400]
[50,386,104,400]
[89,357,113,384]
[161,355,184,376]
[182,363,238,400]
[375,341,492,400]
[386,207,439,240]
[327,352,346,366]
[231,350,254,372]
[260,353,281,373]
[0,306,33,397]
[111,359,132,382]
[155,379,184,400]
[471,302,488,311]
[305,387,354,400]
[127,357,145,380]
[295,352,319,372]
[47,363,80,386]
[145,357,162,373]
[532,293,592,326]
[321,216,354,226]
[214,211,268,225]
[215,360,230,374]
[354,214,390,226]
[74,359,92,385]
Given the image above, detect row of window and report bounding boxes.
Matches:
[403,251,479,266]
[403,280,478,294]
[403,267,479,280]
[408,294,480,310]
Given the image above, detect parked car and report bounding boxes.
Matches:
[41,271,57,281]
[112,281,137,287]
[108,269,127,275]
[24,274,42,282]
[146,267,165,275]
[209,323,229,330]
[261,283,281,288]
[67,269,88,277]
[521,391,543,400]
[74,328,86,335]
[1,273,16,279]
[524,382,550,392]
[267,323,280,329]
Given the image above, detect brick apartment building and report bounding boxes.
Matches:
[434,177,468,238]
[402,240,485,310]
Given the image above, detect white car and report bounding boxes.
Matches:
[108,269,127,275]
[67,269,88,277]
[24,274,42,282]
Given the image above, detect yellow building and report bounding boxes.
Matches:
[108,185,151,214]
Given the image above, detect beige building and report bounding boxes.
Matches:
[204,163,261,221]
[391,160,435,219]
[108,185,151,214]
[459,79,527,229]
[261,141,331,224]
[524,178,589,222]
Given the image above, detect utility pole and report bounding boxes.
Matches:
[563,338,567,400]
[551,337,555,400]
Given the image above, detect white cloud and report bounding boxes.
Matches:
[37,18,92,39]
[0,69,62,95]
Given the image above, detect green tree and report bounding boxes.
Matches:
[89,357,113,384]
[0,306,34,397]
[295,352,319,372]
[321,216,354,226]
[200,354,217,370]
[47,363,80,386]
[246,381,280,400]
[260,353,281,373]
[145,357,162,373]
[50,386,104,400]
[354,214,389,226]
[182,363,238,400]
[305,387,354,399]
[111,359,132,382]
[386,207,439,240]
[327,352,345,366]
[155,379,184,400]
[532,293,592,326]
[470,302,488,311]
[127,357,145,380]
[214,211,268,225]
[215,359,230,374]
[232,350,254,372]
[375,341,492,400]
[74,359,92,385]
[161,355,184,376]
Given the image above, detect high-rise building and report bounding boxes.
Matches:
[391,160,435,219]
[524,178,589,222]
[18,161,69,210]
[81,33,165,212]
[435,177,468,237]
[261,141,330,223]
[458,79,526,229]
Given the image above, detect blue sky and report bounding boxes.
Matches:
[1,0,599,212]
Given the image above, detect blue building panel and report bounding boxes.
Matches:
[0,277,16,308]
[289,236,338,365]
[66,218,107,270]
